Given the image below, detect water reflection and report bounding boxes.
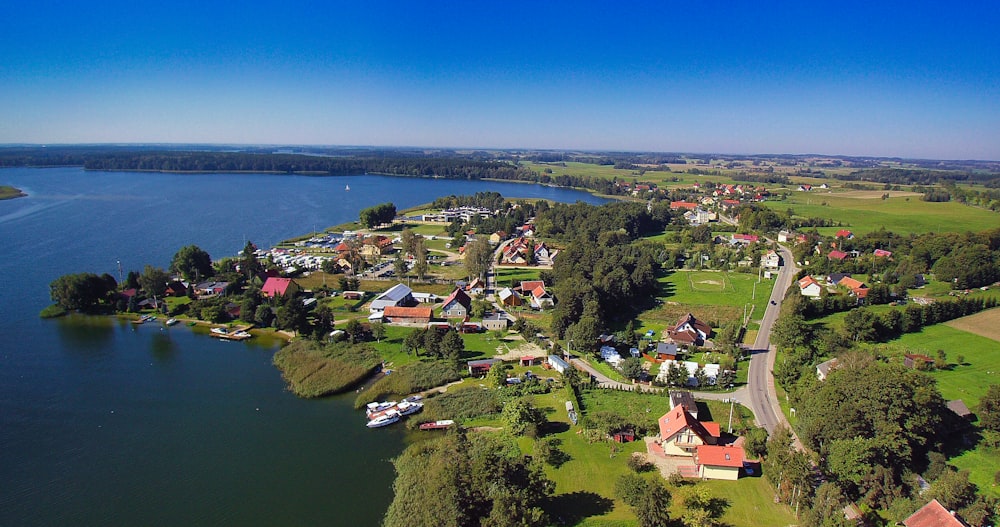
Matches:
[150,330,176,362]
[56,314,115,355]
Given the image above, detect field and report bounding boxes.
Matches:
[945,308,1000,343]
[775,190,1000,235]
[636,271,776,335]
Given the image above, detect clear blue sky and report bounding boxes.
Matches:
[2,1,998,159]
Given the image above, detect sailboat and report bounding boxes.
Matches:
[345,184,351,191]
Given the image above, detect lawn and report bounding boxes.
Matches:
[946,444,1000,498]
[635,270,776,335]
[773,191,1000,235]
[698,477,797,527]
[494,267,543,289]
[875,323,1000,407]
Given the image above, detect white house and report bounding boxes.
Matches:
[797,276,823,298]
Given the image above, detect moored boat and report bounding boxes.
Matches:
[366,401,398,417]
[366,410,400,428]
[165,318,178,326]
[418,420,455,430]
[395,400,424,416]
[210,327,228,335]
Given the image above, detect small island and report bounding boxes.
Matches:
[0,185,26,200]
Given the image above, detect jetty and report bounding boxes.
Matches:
[209,324,255,341]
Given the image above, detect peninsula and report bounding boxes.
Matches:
[0,185,26,199]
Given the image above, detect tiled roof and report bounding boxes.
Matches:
[903,499,968,527]
[695,445,744,468]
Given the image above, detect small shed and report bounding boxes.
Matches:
[904,353,934,369]
[467,359,498,376]
[611,429,636,443]
[520,356,539,367]
[548,355,570,374]
[947,399,975,421]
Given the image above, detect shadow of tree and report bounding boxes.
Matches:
[545,491,615,526]
[541,421,570,435]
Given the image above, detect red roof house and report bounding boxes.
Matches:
[656,405,717,457]
[903,499,968,527]
[694,445,744,480]
[827,250,849,261]
[667,313,712,345]
[670,201,699,210]
[835,229,854,239]
[383,306,433,324]
[261,277,300,298]
[873,249,893,258]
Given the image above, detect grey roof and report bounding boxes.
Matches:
[548,355,570,370]
[947,399,973,417]
[376,283,413,302]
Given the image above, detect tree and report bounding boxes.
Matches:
[693,366,709,388]
[440,330,465,364]
[344,318,365,344]
[138,265,170,299]
[321,259,339,274]
[359,202,396,228]
[714,322,742,356]
[254,304,274,327]
[170,245,214,281]
[801,483,853,527]
[486,362,508,387]
[743,427,768,459]
[393,255,407,278]
[370,321,386,343]
[979,384,1000,432]
[313,305,336,337]
[614,473,672,527]
[239,241,263,279]
[502,400,544,437]
[620,357,644,381]
[49,272,116,311]
[413,237,429,279]
[464,238,494,281]
[275,294,309,333]
[666,361,688,387]
[400,227,417,255]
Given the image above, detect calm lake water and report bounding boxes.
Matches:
[0,167,607,526]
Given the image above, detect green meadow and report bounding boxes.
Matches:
[776,191,1000,235]
[636,271,776,335]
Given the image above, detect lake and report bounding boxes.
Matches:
[0,167,607,526]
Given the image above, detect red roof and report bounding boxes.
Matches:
[835,229,853,238]
[695,445,744,468]
[798,276,820,289]
[839,277,865,290]
[874,249,893,257]
[262,277,295,298]
[903,499,968,527]
[733,233,759,242]
[383,306,433,319]
[442,288,472,310]
[702,422,721,438]
[827,250,848,260]
[657,406,714,443]
[520,280,545,293]
[670,201,699,210]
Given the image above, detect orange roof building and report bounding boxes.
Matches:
[694,445,744,480]
[903,499,968,527]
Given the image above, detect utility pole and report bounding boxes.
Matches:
[728,397,735,434]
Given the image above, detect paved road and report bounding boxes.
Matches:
[746,244,798,435]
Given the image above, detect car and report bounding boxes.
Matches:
[770,300,776,305]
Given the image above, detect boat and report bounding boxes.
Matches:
[132,314,154,325]
[345,184,350,191]
[395,400,424,416]
[403,395,423,403]
[210,327,228,335]
[419,420,455,431]
[366,401,397,416]
[232,331,252,339]
[165,318,178,326]
[366,410,400,428]
[186,321,197,327]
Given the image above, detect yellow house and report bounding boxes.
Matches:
[694,445,744,481]
[656,405,718,457]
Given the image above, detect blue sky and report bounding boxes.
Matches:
[1,1,998,159]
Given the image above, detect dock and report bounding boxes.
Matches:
[209,324,255,341]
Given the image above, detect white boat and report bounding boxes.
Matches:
[165,318,178,326]
[210,327,228,335]
[345,184,351,191]
[366,401,397,416]
[232,331,252,338]
[395,400,424,416]
[366,410,400,428]
[419,420,455,430]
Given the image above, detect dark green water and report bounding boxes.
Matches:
[0,167,607,526]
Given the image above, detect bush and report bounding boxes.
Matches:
[627,453,655,473]
[273,340,382,398]
[39,304,67,318]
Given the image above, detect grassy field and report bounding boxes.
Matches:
[636,271,776,335]
[494,267,543,289]
[876,323,1000,407]
[774,191,1000,235]
[946,444,1000,498]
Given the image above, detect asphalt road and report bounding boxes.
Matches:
[746,244,798,434]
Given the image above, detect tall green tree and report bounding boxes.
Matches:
[614,473,673,527]
[138,265,170,299]
[464,238,494,281]
[170,245,214,281]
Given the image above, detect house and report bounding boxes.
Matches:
[761,250,781,269]
[797,184,812,191]
[261,277,299,298]
[382,305,433,324]
[835,229,854,239]
[498,287,523,307]
[777,230,793,243]
[441,288,473,318]
[369,283,415,313]
[668,390,698,419]
[694,445,744,480]
[165,281,189,297]
[839,277,866,290]
[656,405,718,456]
[816,358,839,381]
[731,233,759,245]
[467,359,498,376]
[904,353,935,369]
[483,313,509,331]
[519,281,554,309]
[667,313,712,346]
[798,276,823,298]
[947,399,975,421]
[489,231,508,245]
[670,201,699,210]
[534,242,554,264]
[466,277,485,296]
[548,354,570,374]
[873,248,893,258]
[656,342,679,360]
[342,290,364,300]
[827,250,849,261]
[903,499,969,527]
